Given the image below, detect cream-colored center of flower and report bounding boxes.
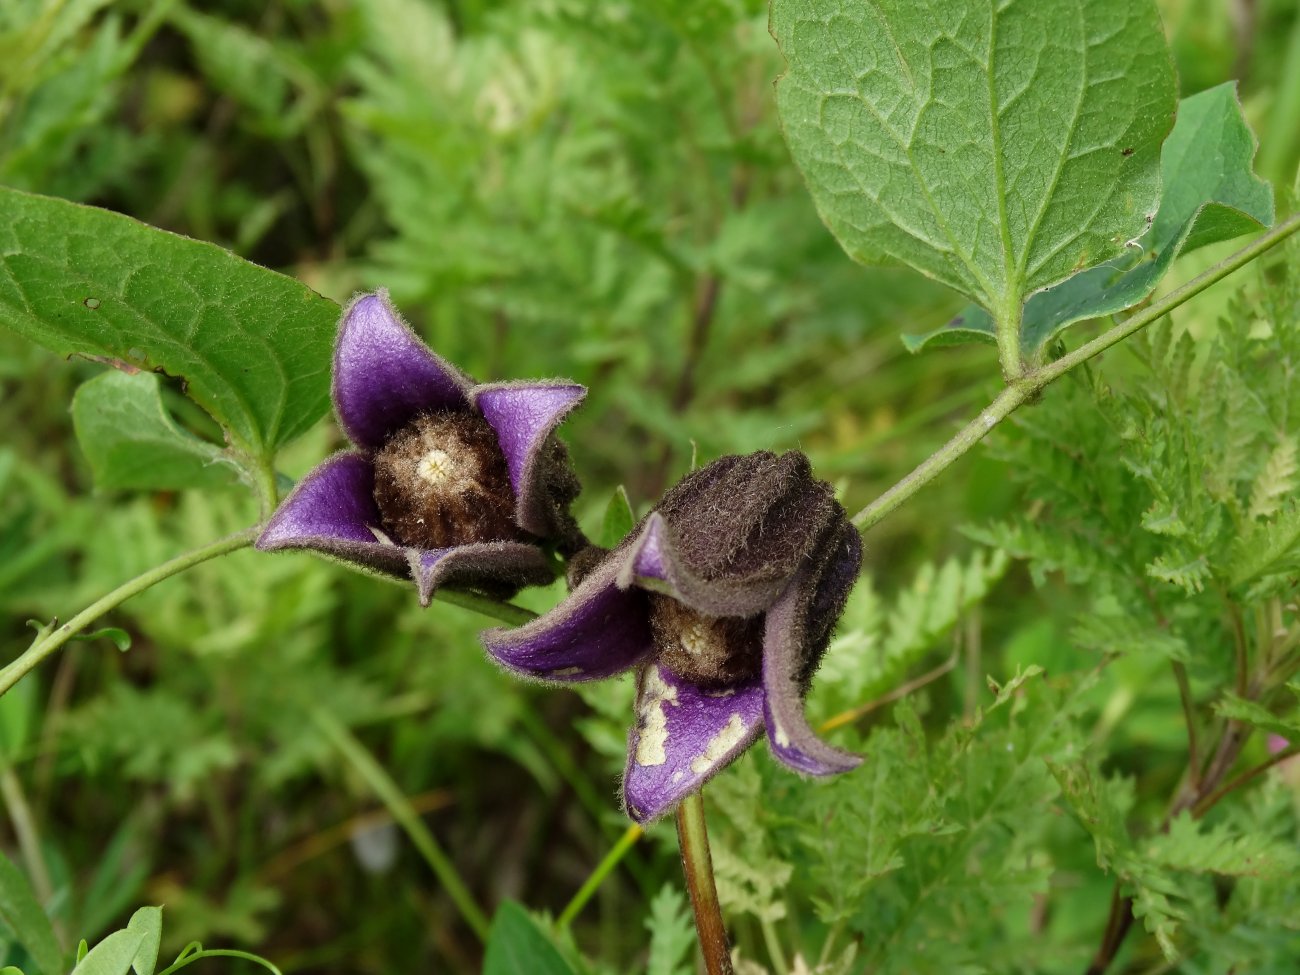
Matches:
[647,595,765,687]
[416,447,458,486]
[677,619,716,658]
[370,411,526,550]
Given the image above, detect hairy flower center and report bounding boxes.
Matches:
[371,411,528,549]
[648,595,765,688]
[416,448,456,485]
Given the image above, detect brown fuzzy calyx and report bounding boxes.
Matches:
[648,594,765,687]
[372,411,529,549]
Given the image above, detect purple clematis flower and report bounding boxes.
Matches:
[482,451,863,822]
[257,291,587,605]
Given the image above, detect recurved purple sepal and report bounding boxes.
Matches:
[482,558,655,680]
[256,452,407,576]
[473,382,586,537]
[623,664,764,822]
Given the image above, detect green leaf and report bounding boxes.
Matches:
[0,966,27,974]
[1049,757,1135,872]
[1069,610,1189,662]
[126,906,161,975]
[70,929,145,975]
[1213,693,1300,741]
[597,485,635,548]
[68,627,132,653]
[1143,812,1300,879]
[644,885,694,975]
[907,83,1273,352]
[0,852,63,975]
[773,0,1175,327]
[71,370,236,492]
[482,902,576,975]
[1228,501,1300,590]
[0,187,338,460]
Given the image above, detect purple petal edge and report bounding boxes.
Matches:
[256,452,408,576]
[761,572,862,777]
[480,556,654,681]
[472,382,585,536]
[623,663,764,823]
[408,543,554,607]
[618,514,789,618]
[332,292,472,451]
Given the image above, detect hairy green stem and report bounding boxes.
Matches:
[310,706,491,942]
[851,212,1300,533]
[0,527,259,700]
[252,458,280,520]
[851,385,1025,532]
[157,947,282,975]
[557,824,644,929]
[996,293,1025,382]
[434,589,537,627]
[676,791,733,975]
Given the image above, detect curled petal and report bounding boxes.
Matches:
[333,292,472,450]
[472,382,586,536]
[761,563,862,776]
[408,543,555,608]
[618,513,792,618]
[256,452,408,577]
[480,557,654,681]
[623,663,764,823]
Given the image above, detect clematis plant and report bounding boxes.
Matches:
[482,451,863,822]
[257,292,588,605]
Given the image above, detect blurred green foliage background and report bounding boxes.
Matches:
[3,0,1300,972]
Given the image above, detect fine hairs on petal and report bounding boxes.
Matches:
[480,556,656,681]
[332,292,472,450]
[259,291,589,604]
[408,543,555,608]
[762,517,864,776]
[472,382,587,549]
[478,447,865,817]
[622,663,765,823]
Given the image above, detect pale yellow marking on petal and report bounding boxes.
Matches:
[552,666,584,677]
[635,668,679,767]
[689,712,746,775]
[772,718,791,749]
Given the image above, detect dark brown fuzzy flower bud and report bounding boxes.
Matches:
[372,411,529,549]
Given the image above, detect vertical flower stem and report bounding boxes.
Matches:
[676,790,733,975]
[310,706,491,943]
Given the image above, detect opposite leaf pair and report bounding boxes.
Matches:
[259,294,863,821]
